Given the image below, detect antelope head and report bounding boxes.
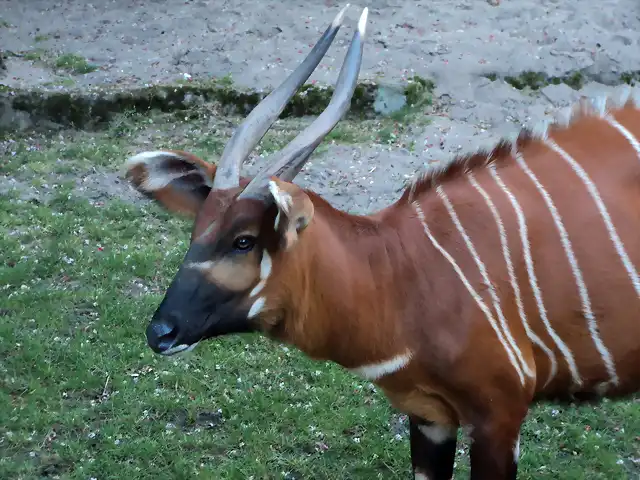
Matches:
[123,5,368,356]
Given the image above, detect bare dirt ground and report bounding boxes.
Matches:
[1,0,640,213]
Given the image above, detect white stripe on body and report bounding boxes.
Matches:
[468,172,556,386]
[604,113,640,159]
[515,148,619,388]
[544,136,640,299]
[412,201,526,386]
[488,164,579,387]
[436,185,534,382]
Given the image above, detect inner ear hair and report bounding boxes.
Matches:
[124,150,214,216]
[268,178,315,251]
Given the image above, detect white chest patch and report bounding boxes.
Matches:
[348,350,413,381]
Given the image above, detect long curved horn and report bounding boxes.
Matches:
[238,7,368,202]
[211,4,351,191]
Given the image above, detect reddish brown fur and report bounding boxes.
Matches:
[125,93,640,478]
[253,97,640,473]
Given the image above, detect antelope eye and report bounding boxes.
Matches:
[232,235,256,253]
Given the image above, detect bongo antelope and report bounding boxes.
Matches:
[122,4,640,478]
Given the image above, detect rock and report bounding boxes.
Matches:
[373,84,407,116]
[540,83,581,107]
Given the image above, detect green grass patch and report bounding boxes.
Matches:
[54,53,98,75]
[0,111,638,479]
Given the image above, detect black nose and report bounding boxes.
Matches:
[146,313,180,353]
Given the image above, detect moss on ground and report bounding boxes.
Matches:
[0,74,435,134]
[485,70,639,91]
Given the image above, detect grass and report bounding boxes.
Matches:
[16,50,98,75]
[53,53,98,75]
[1,110,639,479]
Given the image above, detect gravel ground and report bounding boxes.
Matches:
[1,0,640,212]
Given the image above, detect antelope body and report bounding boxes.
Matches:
[122,5,640,479]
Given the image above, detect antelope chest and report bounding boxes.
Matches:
[382,385,459,426]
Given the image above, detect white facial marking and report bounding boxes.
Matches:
[514,434,520,463]
[250,251,272,297]
[417,423,456,444]
[186,261,215,272]
[534,140,619,387]
[268,180,293,214]
[490,163,579,388]
[414,472,429,480]
[469,172,553,384]
[349,350,413,381]
[248,297,266,319]
[415,198,525,386]
[160,342,200,356]
[274,211,281,231]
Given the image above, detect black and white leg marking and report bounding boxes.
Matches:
[409,417,457,480]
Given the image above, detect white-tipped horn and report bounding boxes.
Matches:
[239,7,369,201]
[211,4,351,191]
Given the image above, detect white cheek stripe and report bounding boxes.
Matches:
[186,261,215,272]
[417,423,457,444]
[514,433,520,463]
[248,297,266,319]
[414,472,429,480]
[445,180,535,381]
[532,142,619,387]
[274,211,281,231]
[348,350,413,381]
[413,201,525,386]
[489,164,577,388]
[250,251,272,297]
[469,171,556,387]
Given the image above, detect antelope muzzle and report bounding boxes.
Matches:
[146,261,254,355]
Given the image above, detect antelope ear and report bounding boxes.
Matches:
[124,150,215,217]
[268,177,314,251]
